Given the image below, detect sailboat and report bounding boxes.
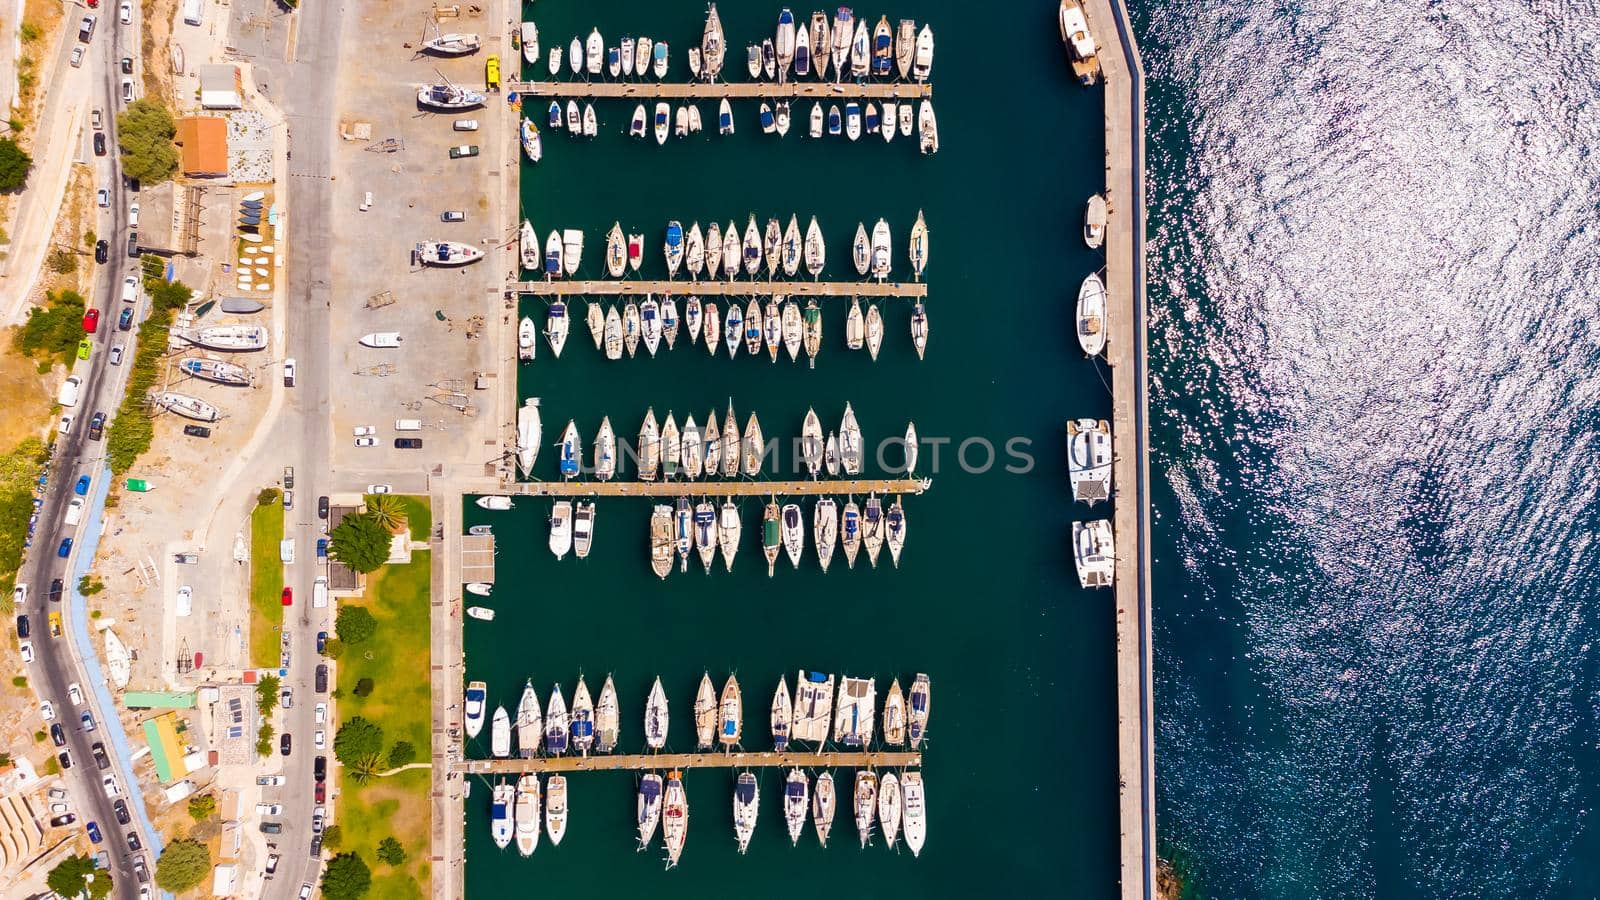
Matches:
[763,218,782,276]
[902,771,926,856]
[641,297,662,357]
[705,224,723,279]
[704,413,722,478]
[744,298,763,356]
[545,684,570,755]
[764,298,782,361]
[570,677,595,754]
[606,223,626,277]
[775,8,796,80]
[904,421,920,474]
[587,303,605,350]
[909,209,929,278]
[704,299,721,354]
[718,675,743,747]
[871,218,892,280]
[686,223,705,279]
[1085,193,1108,248]
[546,301,568,357]
[683,416,704,479]
[879,772,902,849]
[574,501,595,559]
[638,409,660,481]
[896,19,916,78]
[490,780,514,850]
[544,230,563,278]
[803,217,825,276]
[782,503,804,569]
[559,420,581,479]
[517,222,540,271]
[854,770,878,847]
[674,498,692,572]
[721,403,741,476]
[604,305,623,360]
[516,679,542,757]
[732,771,760,854]
[742,216,762,276]
[863,494,884,568]
[546,775,568,846]
[813,498,838,573]
[886,498,907,568]
[638,773,663,850]
[417,83,485,109]
[785,769,809,845]
[1073,519,1116,589]
[516,398,541,477]
[664,220,685,277]
[645,677,670,749]
[178,357,251,386]
[1077,272,1108,356]
[909,673,931,747]
[718,500,742,571]
[549,500,573,559]
[702,4,726,80]
[841,500,861,568]
[852,223,870,275]
[851,19,869,77]
[695,673,718,749]
[783,300,803,361]
[662,771,688,869]
[491,706,510,757]
[781,216,802,277]
[801,408,824,478]
[813,771,836,848]
[771,676,793,751]
[802,300,822,366]
[1067,418,1113,504]
[594,417,617,481]
[910,301,929,359]
[811,12,831,80]
[623,301,641,357]
[763,502,781,576]
[650,504,675,578]
[514,775,540,856]
[883,678,907,745]
[661,414,680,479]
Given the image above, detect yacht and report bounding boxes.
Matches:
[545,775,568,846]
[638,409,660,481]
[637,773,663,850]
[783,300,803,361]
[545,684,569,755]
[854,769,878,847]
[490,779,514,849]
[559,420,581,479]
[568,36,580,73]
[694,501,717,573]
[621,36,636,76]
[1067,418,1113,504]
[852,222,870,275]
[763,217,782,276]
[1085,193,1107,248]
[899,101,914,136]
[718,675,743,747]
[903,421,920,474]
[546,302,568,358]
[813,498,838,573]
[516,398,540,477]
[913,24,934,80]
[896,19,915,78]
[718,499,742,571]
[650,504,675,578]
[604,305,623,361]
[802,407,824,477]
[570,677,595,754]
[882,100,897,142]
[784,769,809,845]
[694,673,717,749]
[870,217,892,280]
[840,402,863,474]
[683,416,704,479]
[845,101,862,141]
[834,675,877,747]
[850,18,869,77]
[792,670,835,743]
[1073,519,1116,588]
[909,209,929,278]
[781,503,804,569]
[775,100,792,136]
[863,494,884,567]
[886,497,908,567]
[641,297,662,357]
[514,775,540,856]
[813,771,836,848]
[606,222,626,277]
[841,500,861,568]
[771,675,793,751]
[549,500,573,559]
[775,8,796,79]
[418,240,486,268]
[911,301,929,359]
[416,83,485,110]
[1077,272,1107,356]
[645,677,670,749]
[629,103,647,138]
[520,220,539,272]
[464,680,487,738]
[548,47,561,75]
[475,496,513,511]
[661,414,680,479]
[902,771,926,856]
[795,21,811,76]
[879,772,902,848]
[686,222,705,279]
[883,678,906,745]
[811,12,831,80]
[702,4,726,79]
[872,16,892,75]
[654,102,670,145]
[732,771,759,853]
[662,771,688,869]
[764,298,782,361]
[909,673,931,747]
[516,678,542,757]
[919,99,939,154]
[763,501,781,576]
[585,28,603,75]
[608,46,621,78]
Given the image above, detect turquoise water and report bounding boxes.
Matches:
[463,1,1117,894]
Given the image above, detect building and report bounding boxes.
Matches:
[197,65,243,109]
[0,791,44,877]
[175,116,230,177]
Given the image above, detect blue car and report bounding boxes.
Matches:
[316,631,327,653]
[316,538,328,558]
[57,537,73,558]
[86,820,102,844]
[74,475,91,495]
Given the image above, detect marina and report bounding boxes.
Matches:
[462,750,920,775]
[513,280,926,297]
[494,479,926,497]
[506,81,932,100]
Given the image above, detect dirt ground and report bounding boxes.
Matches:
[140,0,178,101]
[0,347,52,449]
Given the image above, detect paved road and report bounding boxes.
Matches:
[15,4,153,897]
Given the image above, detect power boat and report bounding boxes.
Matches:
[520,118,540,163]
[784,769,808,845]
[520,220,539,272]
[674,105,689,138]
[548,100,562,129]
[654,102,670,145]
[1077,272,1108,356]
[652,40,669,79]
[645,676,670,749]
[573,501,595,559]
[1073,519,1116,588]
[562,228,583,276]
[514,775,540,857]
[813,771,836,848]
[1085,193,1108,248]
[911,301,929,359]
[718,98,734,134]
[516,398,540,477]
[900,101,914,136]
[621,36,635,76]
[870,218,892,280]
[732,771,759,853]
[516,678,542,757]
[852,222,870,275]
[863,494,884,567]
[759,102,776,134]
[490,705,511,757]
[761,38,776,79]
[545,684,569,755]
[845,101,862,141]
[628,232,644,271]
[763,502,781,576]
[775,100,792,136]
[545,775,568,846]
[662,771,688,869]
[909,209,929,278]
[827,104,842,136]
[629,104,647,138]
[583,103,597,137]
[854,769,878,847]
[813,497,838,573]
[1059,0,1101,84]
[886,497,908,567]
[882,100,897,142]
[865,102,880,136]
[544,230,563,278]
[490,779,514,849]
[548,47,561,75]
[896,18,915,78]
[549,500,573,559]
[871,16,892,76]
[178,357,250,386]
[475,496,512,511]
[810,101,825,138]
[638,773,663,850]
[718,499,742,571]
[358,332,403,349]
[464,680,487,738]
[702,4,726,79]
[902,771,926,856]
[650,504,675,578]
[417,83,485,110]
[558,420,581,479]
[1067,418,1113,504]
[564,99,581,132]
[718,675,742,747]
[569,36,581,73]
[585,28,603,75]
[694,673,717,749]
[914,24,934,80]
[909,673,931,747]
[570,677,595,754]
[795,21,811,76]
[608,46,621,78]
[781,503,804,568]
[882,678,906,745]
[919,99,939,154]
[636,36,653,77]
[518,316,536,362]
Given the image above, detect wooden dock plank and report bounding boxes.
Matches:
[502,478,929,497]
[513,280,926,298]
[459,750,922,775]
[506,81,932,100]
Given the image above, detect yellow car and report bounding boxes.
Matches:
[77,339,92,360]
[485,54,500,89]
[49,611,63,638]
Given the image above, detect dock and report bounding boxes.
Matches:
[513,280,926,298]
[505,81,932,101]
[502,478,930,498]
[459,533,495,585]
[457,750,921,775]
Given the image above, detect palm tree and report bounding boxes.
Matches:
[365,494,407,533]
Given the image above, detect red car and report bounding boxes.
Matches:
[281,587,293,606]
[83,309,100,333]
[87,0,97,6]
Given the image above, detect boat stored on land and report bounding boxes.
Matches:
[177,325,268,352]
[178,357,251,386]
[151,392,219,422]
[416,241,483,267]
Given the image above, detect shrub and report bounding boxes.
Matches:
[46,248,77,274]
[13,289,86,364]
[352,677,373,698]
[328,512,392,573]
[322,824,343,850]
[154,839,210,893]
[335,606,376,644]
[78,574,105,596]
[387,741,416,768]
[115,100,179,185]
[0,138,30,191]
[376,837,406,866]
[322,638,345,660]
[258,487,281,506]
[188,793,217,821]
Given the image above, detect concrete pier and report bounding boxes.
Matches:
[513,279,926,298]
[501,478,929,498]
[459,750,921,775]
[506,81,932,100]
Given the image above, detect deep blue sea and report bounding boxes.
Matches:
[1138,0,1600,895]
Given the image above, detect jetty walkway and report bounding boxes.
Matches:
[502,478,929,498]
[513,279,926,298]
[458,750,921,775]
[506,81,932,100]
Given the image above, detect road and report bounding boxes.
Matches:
[15,2,154,896]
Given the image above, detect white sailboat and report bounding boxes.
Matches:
[644,677,670,749]
[732,771,759,853]
[854,769,878,847]
[718,499,742,572]
[516,398,540,477]
[662,772,688,869]
[516,678,542,757]
[694,673,717,749]
[781,502,804,569]
[813,771,836,848]
[1077,272,1108,356]
[813,497,838,573]
[879,772,902,849]
[638,773,663,850]
[909,209,929,279]
[785,768,809,845]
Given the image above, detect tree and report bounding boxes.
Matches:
[14,289,85,364]
[364,494,407,532]
[188,793,217,821]
[387,740,416,768]
[257,674,281,712]
[0,138,30,190]
[336,605,376,644]
[333,716,383,765]
[321,824,343,850]
[154,839,210,893]
[258,487,281,506]
[328,512,392,573]
[47,854,111,899]
[322,638,346,660]
[376,837,406,866]
[115,100,179,185]
[321,853,372,900]
[145,278,193,312]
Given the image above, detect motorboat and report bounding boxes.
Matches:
[845,101,861,141]
[1073,519,1116,588]
[564,99,580,133]
[573,501,595,559]
[417,83,484,110]
[686,222,705,279]
[886,497,907,567]
[1077,272,1108,356]
[518,315,536,362]
[465,605,494,622]
[827,104,842,136]
[899,101,914,136]
[732,771,759,853]
[653,102,670,145]
[762,37,776,79]
[549,500,573,559]
[558,420,581,479]
[863,494,884,567]
[608,45,621,77]
[520,117,540,163]
[742,216,762,275]
[520,220,539,272]
[1060,0,1100,82]
[909,209,929,279]
[178,357,250,386]
[623,301,641,357]
[872,16,892,75]
[570,677,595,754]
[902,771,926,856]
[748,44,761,79]
[759,102,776,134]
[585,28,603,75]
[724,301,743,360]
[718,499,742,571]
[813,771,836,848]
[841,500,861,568]
[569,36,581,73]
[604,305,623,360]
[694,501,717,573]
[662,771,688,869]
[516,397,541,476]
[652,40,669,79]
[664,220,685,277]
[845,297,864,350]
[1067,418,1113,504]
[545,775,568,846]
[582,103,597,137]
[781,502,804,568]
[674,105,689,138]
[813,497,838,573]
[548,100,562,129]
[702,4,726,79]
[645,677,670,749]
[422,29,481,56]
[638,774,663,850]
[718,675,742,747]
[870,217,891,279]
[911,301,929,359]
[650,504,675,578]
[882,678,906,746]
[636,37,652,77]
[896,19,915,78]
[903,421,920,474]
[802,407,824,477]
[850,19,869,76]
[919,99,939,154]
[795,21,811,76]
[775,8,796,80]
[545,684,570,755]
[718,98,734,134]
[834,675,876,747]
[475,495,512,511]
[544,230,563,277]
[783,299,803,361]
[516,678,542,757]
[628,232,644,271]
[621,37,635,77]
[490,705,511,758]
[151,392,219,422]
[865,102,880,136]
[464,680,487,738]
[854,770,878,847]
[629,103,647,138]
[562,228,583,276]
[914,24,934,80]
[1084,192,1108,248]
[594,416,617,481]
[831,8,852,75]
[811,12,831,80]
[762,502,781,575]
[548,47,561,75]
[514,776,540,857]
[490,779,513,850]
[775,100,791,136]
[810,101,824,137]
[744,298,763,357]
[882,100,897,142]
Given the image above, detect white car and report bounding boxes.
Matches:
[19,642,34,664]
[314,702,327,725]
[40,700,56,721]
[367,483,392,494]
[120,77,133,102]
[313,730,326,750]
[48,787,67,801]
[68,683,84,705]
[118,0,132,23]
[97,188,110,207]
[102,775,119,798]
[354,437,377,447]
[256,775,286,786]
[352,425,376,436]
[70,46,85,67]
[50,802,70,815]
[59,415,74,436]
[175,585,193,617]
[280,687,292,708]
[12,584,25,607]
[256,803,283,816]
[65,497,85,527]
[128,201,140,227]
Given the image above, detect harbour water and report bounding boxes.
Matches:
[462,0,1118,893]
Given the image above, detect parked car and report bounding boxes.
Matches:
[281,587,293,606]
[259,821,282,835]
[128,201,139,227]
[133,856,148,883]
[50,579,64,603]
[91,108,102,129]
[126,830,142,851]
[59,414,74,436]
[109,344,123,365]
[118,0,131,23]
[50,814,76,827]
[441,210,465,222]
[40,699,53,720]
[50,724,66,746]
[317,495,329,518]
[314,755,327,782]
[101,775,118,797]
[16,615,28,639]
[70,46,85,66]
[316,538,327,558]
[367,484,392,494]
[315,666,329,694]
[256,775,286,786]
[68,683,83,704]
[57,538,73,558]
[118,307,134,330]
[448,144,479,158]
[127,233,139,257]
[394,438,423,449]
[82,309,99,332]
[97,188,109,207]
[92,742,110,770]
[95,240,108,263]
[283,358,296,387]
[316,631,327,653]
[78,15,96,41]
[353,425,376,436]
[354,437,377,447]
[77,339,91,360]
[315,781,326,804]
[75,475,91,495]
[280,733,292,756]
[112,799,130,825]
[57,750,72,769]
[120,78,133,102]
[88,412,106,441]
[280,687,292,708]
[82,711,97,732]
[86,821,102,843]
[283,466,294,488]
[182,424,211,438]
[282,489,294,510]
[314,702,327,725]
[452,119,478,131]
[256,803,283,816]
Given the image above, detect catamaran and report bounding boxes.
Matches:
[732,771,760,853]
[834,675,877,747]
[792,670,834,743]
[845,101,862,141]
[1067,418,1113,504]
[562,228,583,276]
[1073,519,1115,588]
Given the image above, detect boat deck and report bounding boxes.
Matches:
[506,81,932,100]
[502,478,929,497]
[458,749,921,775]
[459,534,496,585]
[513,279,926,298]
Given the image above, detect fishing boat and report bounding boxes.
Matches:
[151,392,219,422]
[416,83,485,110]
[570,677,595,754]
[621,36,635,76]
[732,772,759,853]
[662,772,688,869]
[516,679,542,757]
[811,12,831,80]
[627,232,644,271]
[573,501,595,559]
[358,332,403,349]
[795,21,811,76]
[854,770,878,847]
[908,672,931,747]
[465,681,487,738]
[1073,519,1115,588]
[841,500,861,567]
[544,230,563,277]
[683,416,704,478]
[652,40,669,79]
[718,499,742,571]
[802,408,824,477]
[744,298,763,356]
[629,103,647,138]
[770,676,793,751]
[686,222,705,279]
[850,19,869,76]
[845,101,862,141]
[605,223,626,278]
[562,228,583,276]
[872,16,892,75]
[793,670,834,743]
[516,397,541,476]
[604,305,623,360]
[465,605,494,620]
[902,771,926,856]
[594,417,617,481]
[886,497,907,567]
[882,678,907,745]
[568,36,581,73]
[490,705,511,757]
[911,301,929,359]
[559,420,581,479]
[903,421,920,474]
[813,498,838,573]
[775,8,796,80]
[813,771,836,847]
[545,684,570,755]
[718,675,742,747]
[882,100,897,142]
[520,117,541,163]
[827,104,842,135]
[661,414,680,479]
[831,8,852,74]
[178,357,250,386]
[899,101,914,136]
[724,302,743,360]
[653,102,670,144]
[1067,418,1113,504]
[178,324,269,351]
[645,677,670,749]
[583,103,597,137]
[764,298,781,361]
[518,316,536,362]
[762,38,776,79]
[759,102,776,134]
[851,222,870,275]
[802,300,822,365]
[520,22,539,65]
[650,504,675,578]
[914,24,934,80]
[514,775,540,856]
[664,220,685,277]
[870,217,892,279]
[919,100,939,154]
[810,101,825,137]
[585,28,603,75]
[718,98,735,134]
[879,772,903,848]
[636,36,652,77]
[476,496,513,511]
[763,502,781,575]
[490,780,514,849]
[694,673,717,749]
[565,100,581,133]
[834,675,877,747]
[549,500,573,559]
[845,297,865,351]
[1084,193,1107,248]
[781,503,804,568]
[775,100,792,136]
[704,412,722,476]
[623,301,641,357]
[641,297,662,357]
[895,19,916,78]
[546,775,568,846]
[702,4,726,79]
[1077,272,1108,356]
[519,220,539,272]
[638,774,663,850]
[783,300,803,361]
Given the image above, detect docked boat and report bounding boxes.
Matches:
[693,501,717,572]
[585,28,603,75]
[911,301,929,359]
[919,100,939,154]
[178,357,250,386]
[834,675,877,747]
[569,36,581,73]
[813,771,836,847]
[544,230,563,277]
[909,672,931,747]
[851,222,870,275]
[854,770,878,847]
[661,414,680,479]
[545,684,570,755]
[743,298,763,356]
[721,404,740,476]
[704,224,723,280]
[653,102,670,145]
[1085,193,1107,248]
[739,412,763,477]
[692,673,717,750]
[780,216,801,277]
[1059,0,1101,83]
[762,502,781,575]
[845,101,862,140]
[883,678,906,745]
[718,675,742,747]
[882,100,897,142]
[914,24,934,80]
[520,117,540,163]
[638,409,660,481]
[638,773,663,850]
[465,680,487,738]
[870,217,892,279]
[664,220,685,277]
[802,300,822,365]
[623,301,640,357]
[520,220,539,272]
[562,228,583,276]
[863,494,884,567]
[781,503,804,568]
[545,775,568,846]
[903,421,920,474]
[583,103,597,137]
[548,100,562,130]
[802,407,824,477]
[645,676,670,749]
[722,222,740,279]
[546,301,569,357]
[718,98,734,134]
[872,16,893,75]
[178,324,269,351]
[827,104,842,135]
[549,500,573,559]
[629,103,647,138]
[764,298,781,361]
[490,779,514,850]
[760,102,776,134]
[813,497,838,573]
[879,771,902,848]
[775,100,792,136]
[902,770,926,856]
[490,704,511,758]
[1067,418,1113,504]
[641,297,662,357]
[1077,272,1108,356]
[795,21,811,76]
[594,417,616,481]
[775,8,796,79]
[570,677,595,754]
[704,413,722,476]
[636,36,653,77]
[548,47,561,75]
[842,298,864,351]
[784,769,809,845]
[718,499,742,571]
[650,503,675,578]
[673,498,692,571]
[627,232,644,271]
[841,500,861,568]
[850,18,869,76]
[732,771,759,853]
[762,37,776,79]
[783,300,803,361]
[151,392,219,422]
[662,771,688,869]
[839,402,863,474]
[909,209,929,278]
[771,675,792,752]
[608,45,621,77]
[514,775,540,856]
[810,101,825,137]
[896,19,916,78]
[812,11,831,79]
[674,105,689,138]
[899,101,914,136]
[559,420,581,479]
[604,305,623,360]
[886,497,907,567]
[518,316,536,362]
[702,4,726,79]
[664,295,681,348]
[465,576,491,590]
[683,415,704,478]
[516,679,542,757]
[422,29,480,56]
[465,605,494,620]
[1073,519,1115,588]
[685,222,705,279]
[742,216,762,275]
[621,36,635,76]
[516,398,540,477]
[801,217,825,277]
[565,99,581,133]
[417,83,485,110]
[652,40,668,79]
[476,495,513,511]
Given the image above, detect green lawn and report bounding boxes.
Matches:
[248,499,285,668]
[336,497,432,900]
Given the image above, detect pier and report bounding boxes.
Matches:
[506,81,932,101]
[513,280,927,298]
[501,478,930,498]
[458,750,921,775]
[459,533,496,585]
